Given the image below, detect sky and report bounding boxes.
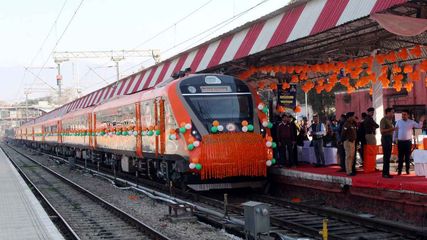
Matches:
[0,0,290,103]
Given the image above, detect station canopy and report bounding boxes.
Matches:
[36,0,427,122]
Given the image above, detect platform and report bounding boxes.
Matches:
[0,148,64,240]
[270,164,427,195]
[270,164,427,226]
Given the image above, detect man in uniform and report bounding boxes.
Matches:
[380,108,395,178]
[364,107,379,145]
[342,112,357,176]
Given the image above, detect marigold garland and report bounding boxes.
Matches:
[237,45,425,94]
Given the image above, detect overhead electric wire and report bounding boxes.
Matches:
[119,0,271,77]
[132,0,214,50]
[13,0,68,102]
[29,0,86,91]
[78,0,214,92]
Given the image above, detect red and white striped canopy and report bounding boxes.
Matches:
[58,0,406,115]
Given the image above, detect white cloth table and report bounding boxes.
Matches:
[297,146,338,165]
[413,149,427,177]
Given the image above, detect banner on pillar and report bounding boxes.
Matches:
[277,84,297,110]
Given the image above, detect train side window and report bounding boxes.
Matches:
[164,99,177,130]
[141,100,154,128]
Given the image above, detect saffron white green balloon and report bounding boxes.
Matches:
[185,123,192,129]
[217,125,224,132]
[211,126,218,133]
[187,144,195,150]
[266,160,272,166]
[242,126,248,132]
[193,141,200,147]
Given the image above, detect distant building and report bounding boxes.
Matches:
[0,105,46,137]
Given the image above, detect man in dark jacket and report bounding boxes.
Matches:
[357,112,367,167]
[337,114,347,172]
[342,112,357,176]
[364,107,379,145]
[277,113,297,167]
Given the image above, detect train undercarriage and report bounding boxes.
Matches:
[15,139,266,191]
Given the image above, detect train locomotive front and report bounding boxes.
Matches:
[9,74,272,191]
[168,74,270,190]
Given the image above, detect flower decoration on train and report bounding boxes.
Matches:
[238,45,426,94]
[211,120,220,133]
[186,136,200,151]
[265,136,276,149]
[261,118,273,129]
[168,129,178,140]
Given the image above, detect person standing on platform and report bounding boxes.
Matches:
[394,110,425,175]
[290,115,299,165]
[380,108,396,178]
[309,114,326,167]
[323,124,338,148]
[357,112,367,166]
[364,107,379,145]
[277,113,297,167]
[271,114,282,166]
[296,117,309,147]
[337,114,347,172]
[342,112,357,176]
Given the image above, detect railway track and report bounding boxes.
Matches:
[198,193,425,240]
[1,144,170,240]
[9,143,427,240]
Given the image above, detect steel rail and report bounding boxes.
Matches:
[3,144,171,240]
[1,146,81,240]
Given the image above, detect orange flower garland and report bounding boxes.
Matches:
[237,45,425,94]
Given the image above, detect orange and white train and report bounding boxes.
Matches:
[13,74,274,190]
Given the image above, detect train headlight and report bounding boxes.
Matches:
[226,123,236,132]
[187,86,197,93]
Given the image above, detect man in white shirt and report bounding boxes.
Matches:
[394,110,425,175]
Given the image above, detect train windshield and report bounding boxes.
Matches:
[180,75,254,133]
[185,94,253,132]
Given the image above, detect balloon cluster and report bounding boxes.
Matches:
[187,136,201,151]
[188,157,202,171]
[211,120,224,133]
[241,120,254,132]
[257,103,269,114]
[265,136,277,166]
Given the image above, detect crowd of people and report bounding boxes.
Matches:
[273,108,427,178]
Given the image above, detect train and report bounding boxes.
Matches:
[11,73,274,191]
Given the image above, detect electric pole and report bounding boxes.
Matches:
[53,49,161,89]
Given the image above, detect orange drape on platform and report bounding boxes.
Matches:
[363,144,377,173]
